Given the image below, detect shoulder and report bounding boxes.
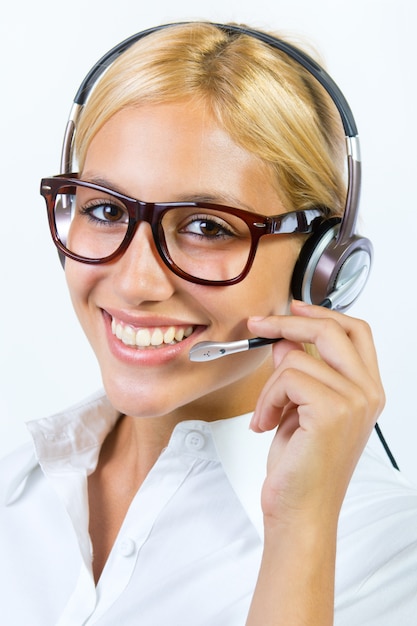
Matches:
[0,442,38,505]
[335,435,417,622]
[341,433,417,547]
[0,388,117,506]
[343,435,417,520]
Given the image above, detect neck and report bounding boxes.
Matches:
[96,350,275,486]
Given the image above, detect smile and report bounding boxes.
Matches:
[111,317,195,348]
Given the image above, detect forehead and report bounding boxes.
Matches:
[81,101,285,213]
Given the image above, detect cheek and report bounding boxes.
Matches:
[64,261,101,319]
[191,243,298,330]
[246,238,302,314]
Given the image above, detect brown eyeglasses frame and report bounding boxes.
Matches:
[40,174,324,286]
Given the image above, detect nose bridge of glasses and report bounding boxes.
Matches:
[122,199,160,250]
[126,201,166,259]
[133,199,159,226]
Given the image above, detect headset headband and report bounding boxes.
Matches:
[73,23,358,136]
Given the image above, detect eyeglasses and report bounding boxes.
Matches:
[40,174,324,286]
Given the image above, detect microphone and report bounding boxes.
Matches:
[189,270,366,362]
[189,336,281,362]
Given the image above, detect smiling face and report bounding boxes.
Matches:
[65,99,303,422]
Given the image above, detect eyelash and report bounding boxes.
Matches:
[180,214,238,238]
[78,200,128,225]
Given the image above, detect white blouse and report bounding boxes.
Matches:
[1,390,417,625]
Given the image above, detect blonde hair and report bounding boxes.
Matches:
[75,22,346,216]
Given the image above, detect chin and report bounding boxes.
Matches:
[101,377,181,419]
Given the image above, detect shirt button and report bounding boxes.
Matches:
[185,431,205,451]
[119,537,136,557]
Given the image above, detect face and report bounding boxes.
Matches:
[66,100,302,422]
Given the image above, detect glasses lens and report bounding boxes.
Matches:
[53,183,129,259]
[160,206,252,282]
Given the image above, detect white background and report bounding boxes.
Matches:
[1,0,416,479]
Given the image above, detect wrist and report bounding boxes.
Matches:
[263,510,338,546]
[247,512,337,626]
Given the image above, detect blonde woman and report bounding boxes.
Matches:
[1,22,416,626]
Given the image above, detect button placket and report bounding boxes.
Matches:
[118,537,136,557]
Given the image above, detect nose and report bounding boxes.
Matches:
[112,222,176,303]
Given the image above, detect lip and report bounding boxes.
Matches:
[102,309,207,366]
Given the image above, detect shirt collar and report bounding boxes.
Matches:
[26,390,119,474]
[209,415,274,536]
[13,390,272,536]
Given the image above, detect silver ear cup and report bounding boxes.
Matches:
[291,220,372,311]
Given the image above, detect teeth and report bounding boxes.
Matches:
[136,328,151,347]
[151,328,164,346]
[175,328,185,341]
[163,326,176,344]
[123,325,137,346]
[112,319,195,348]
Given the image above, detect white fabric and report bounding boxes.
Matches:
[1,389,417,625]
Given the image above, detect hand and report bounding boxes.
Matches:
[245,300,385,625]
[248,300,385,527]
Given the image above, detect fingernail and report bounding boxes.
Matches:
[292,299,309,306]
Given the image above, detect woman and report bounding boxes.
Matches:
[1,21,416,625]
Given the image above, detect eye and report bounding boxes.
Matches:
[180,214,237,239]
[80,200,129,225]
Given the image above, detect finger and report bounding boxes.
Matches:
[248,305,382,390]
[271,347,375,404]
[251,357,372,434]
[250,330,383,434]
[290,300,380,373]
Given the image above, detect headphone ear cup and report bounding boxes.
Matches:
[292,217,341,303]
[291,217,372,310]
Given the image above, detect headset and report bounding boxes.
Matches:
[59,21,372,312]
[57,22,398,470]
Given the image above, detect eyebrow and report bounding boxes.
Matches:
[80,173,258,213]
